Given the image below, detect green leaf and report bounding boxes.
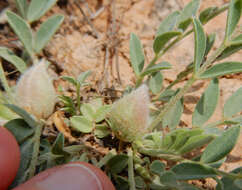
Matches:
[199,6,219,24]
[179,134,213,154]
[156,11,180,36]
[115,176,129,190]
[34,15,64,53]
[200,62,242,79]
[14,0,28,19]
[172,162,217,180]
[218,167,242,190]
[107,154,129,174]
[168,129,202,151]
[234,179,242,189]
[27,0,58,22]
[130,33,145,76]
[192,78,219,127]
[5,104,38,128]
[231,34,242,45]
[217,44,242,61]
[80,103,95,121]
[6,11,33,56]
[61,76,77,86]
[135,176,146,189]
[160,171,178,187]
[4,119,34,144]
[94,124,110,138]
[77,70,92,85]
[0,104,18,120]
[192,18,206,73]
[0,47,27,73]
[150,160,165,176]
[94,105,110,123]
[153,31,181,54]
[178,0,200,30]
[9,139,33,188]
[0,63,11,98]
[201,125,240,163]
[158,89,176,102]
[208,157,226,168]
[70,116,93,133]
[89,98,103,112]
[162,98,183,130]
[141,62,171,76]
[224,87,242,118]
[52,133,68,155]
[225,0,241,40]
[148,72,163,94]
[205,33,216,56]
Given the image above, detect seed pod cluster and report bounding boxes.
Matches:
[15,61,56,119]
[108,85,150,142]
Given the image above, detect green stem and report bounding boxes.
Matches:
[135,4,229,88]
[198,43,227,76]
[28,122,44,179]
[214,169,242,179]
[127,148,136,190]
[135,30,192,88]
[76,83,81,113]
[149,76,196,131]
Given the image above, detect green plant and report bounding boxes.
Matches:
[1,0,242,189]
[0,0,64,184]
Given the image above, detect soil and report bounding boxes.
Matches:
[0,0,241,189]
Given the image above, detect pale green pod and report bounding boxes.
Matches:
[108,85,150,142]
[15,60,56,119]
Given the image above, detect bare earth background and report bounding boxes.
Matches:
[0,0,241,189]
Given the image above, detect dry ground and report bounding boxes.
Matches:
[0,0,241,189]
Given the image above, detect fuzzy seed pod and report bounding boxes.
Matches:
[15,61,56,119]
[108,85,150,142]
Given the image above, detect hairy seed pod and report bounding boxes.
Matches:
[15,61,56,119]
[108,85,150,142]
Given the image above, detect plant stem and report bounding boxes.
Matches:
[127,148,136,190]
[76,83,81,113]
[197,43,227,76]
[135,30,192,88]
[214,169,242,179]
[28,122,44,179]
[148,76,196,131]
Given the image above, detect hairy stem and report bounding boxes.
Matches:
[149,76,196,131]
[28,122,44,179]
[128,148,136,190]
[76,83,81,113]
[198,43,227,76]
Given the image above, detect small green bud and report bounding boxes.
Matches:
[108,85,150,142]
[15,61,56,119]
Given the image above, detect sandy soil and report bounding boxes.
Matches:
[0,0,241,189]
